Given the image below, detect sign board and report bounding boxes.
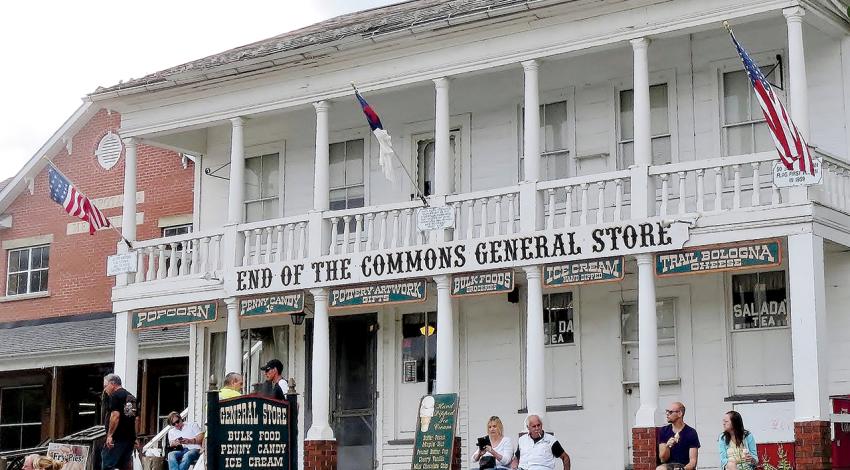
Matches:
[228,218,690,296]
[132,301,218,330]
[656,239,781,277]
[732,401,794,443]
[543,256,624,287]
[772,157,823,187]
[403,360,418,383]
[240,292,304,317]
[451,269,513,296]
[412,394,459,470]
[417,206,455,231]
[206,392,298,470]
[330,279,426,309]
[47,443,89,470]
[107,252,138,276]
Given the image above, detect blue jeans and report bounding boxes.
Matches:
[167,448,200,470]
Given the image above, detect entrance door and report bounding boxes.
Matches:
[330,314,378,470]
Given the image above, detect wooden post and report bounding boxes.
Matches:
[139,359,149,436]
[49,366,59,439]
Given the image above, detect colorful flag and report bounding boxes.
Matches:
[48,166,111,234]
[729,29,815,175]
[355,90,395,182]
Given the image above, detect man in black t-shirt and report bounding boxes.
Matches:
[102,374,137,470]
[657,401,700,470]
[259,359,286,400]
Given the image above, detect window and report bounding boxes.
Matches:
[541,292,580,406]
[6,245,49,296]
[156,375,188,431]
[210,326,289,395]
[162,224,192,238]
[618,84,671,167]
[244,153,280,223]
[722,67,777,156]
[329,139,365,211]
[621,299,678,383]
[520,101,570,181]
[731,271,788,330]
[0,386,43,451]
[544,292,574,345]
[412,132,459,198]
[401,312,437,394]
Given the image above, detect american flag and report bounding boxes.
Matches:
[729,30,815,175]
[48,166,111,234]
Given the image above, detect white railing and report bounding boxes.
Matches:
[650,152,786,217]
[812,149,850,213]
[132,230,223,283]
[142,408,189,453]
[326,200,427,255]
[537,171,631,230]
[447,186,520,240]
[239,215,310,267]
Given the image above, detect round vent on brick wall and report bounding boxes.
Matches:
[95,131,123,170]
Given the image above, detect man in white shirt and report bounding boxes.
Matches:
[510,415,571,470]
[166,412,203,470]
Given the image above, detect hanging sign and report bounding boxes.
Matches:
[772,158,823,187]
[132,301,218,330]
[240,293,304,317]
[656,239,781,277]
[329,279,427,309]
[543,256,624,287]
[451,269,513,297]
[412,394,459,470]
[417,206,455,231]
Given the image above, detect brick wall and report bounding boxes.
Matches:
[632,427,659,470]
[795,420,831,469]
[0,109,194,323]
[304,440,337,470]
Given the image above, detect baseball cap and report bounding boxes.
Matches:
[260,359,283,374]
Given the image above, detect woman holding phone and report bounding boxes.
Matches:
[472,416,512,469]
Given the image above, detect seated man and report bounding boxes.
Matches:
[166,411,204,470]
[657,401,700,470]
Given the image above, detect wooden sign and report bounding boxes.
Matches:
[543,256,624,287]
[132,301,217,330]
[240,293,304,317]
[656,239,781,277]
[451,269,513,297]
[411,394,459,470]
[330,279,426,309]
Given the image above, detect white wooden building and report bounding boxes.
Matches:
[93,0,850,468]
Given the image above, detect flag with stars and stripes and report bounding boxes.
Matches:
[48,166,111,234]
[729,29,815,175]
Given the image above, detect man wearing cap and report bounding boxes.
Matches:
[259,359,286,400]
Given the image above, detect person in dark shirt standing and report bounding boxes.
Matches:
[657,401,700,470]
[259,359,287,400]
[102,374,137,470]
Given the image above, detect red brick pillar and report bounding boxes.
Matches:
[795,421,831,470]
[632,427,658,470]
[304,440,337,470]
[452,436,462,470]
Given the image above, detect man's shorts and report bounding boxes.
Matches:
[101,439,134,470]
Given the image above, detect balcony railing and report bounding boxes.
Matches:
[812,149,850,213]
[326,200,424,255]
[538,171,631,230]
[447,186,520,239]
[131,229,224,283]
[240,215,310,267]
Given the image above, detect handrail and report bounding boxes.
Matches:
[815,147,850,171]
[142,407,190,452]
[133,230,224,250]
[648,152,776,175]
[237,214,310,232]
[323,199,424,218]
[445,185,520,203]
[536,170,631,191]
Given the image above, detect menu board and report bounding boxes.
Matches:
[411,394,459,470]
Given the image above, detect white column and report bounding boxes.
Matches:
[121,138,138,242]
[788,232,830,421]
[314,101,331,211]
[227,118,245,225]
[630,37,653,219]
[307,288,334,440]
[224,298,242,375]
[523,267,546,417]
[634,254,659,427]
[433,78,452,196]
[522,60,540,183]
[113,312,139,395]
[784,7,809,140]
[433,275,455,394]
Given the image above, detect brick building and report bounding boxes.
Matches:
[0,103,195,450]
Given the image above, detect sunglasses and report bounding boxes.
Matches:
[665,410,681,415]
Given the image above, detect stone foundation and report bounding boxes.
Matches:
[304,439,337,470]
[794,420,831,470]
[632,427,658,470]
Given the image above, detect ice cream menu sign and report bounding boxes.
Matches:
[412,394,459,470]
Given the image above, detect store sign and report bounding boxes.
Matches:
[417,206,455,231]
[543,256,623,287]
[107,252,138,276]
[656,239,781,277]
[206,393,298,470]
[451,269,513,296]
[772,158,823,187]
[412,394,459,470]
[47,443,89,470]
[132,301,217,330]
[330,279,427,309]
[227,218,690,296]
[732,271,788,330]
[240,293,304,317]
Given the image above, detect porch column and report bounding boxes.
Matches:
[630,37,653,219]
[433,275,455,394]
[634,254,659,426]
[784,7,809,140]
[521,60,540,183]
[788,232,831,468]
[307,288,334,440]
[113,137,139,395]
[227,117,245,224]
[523,267,546,417]
[434,78,452,196]
[314,101,331,211]
[223,298,242,375]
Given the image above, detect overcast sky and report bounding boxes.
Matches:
[0,0,398,181]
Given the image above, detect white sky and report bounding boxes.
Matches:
[0,0,398,181]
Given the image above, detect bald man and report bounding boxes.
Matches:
[657,401,700,470]
[510,415,570,470]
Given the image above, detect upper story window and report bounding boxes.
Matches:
[412,132,458,198]
[520,100,570,181]
[6,245,49,296]
[329,139,365,211]
[618,83,671,168]
[244,153,280,223]
[161,224,192,238]
[722,67,777,156]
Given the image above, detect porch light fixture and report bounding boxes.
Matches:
[290,312,306,325]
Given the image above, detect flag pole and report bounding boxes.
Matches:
[350,83,430,207]
[45,159,133,248]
